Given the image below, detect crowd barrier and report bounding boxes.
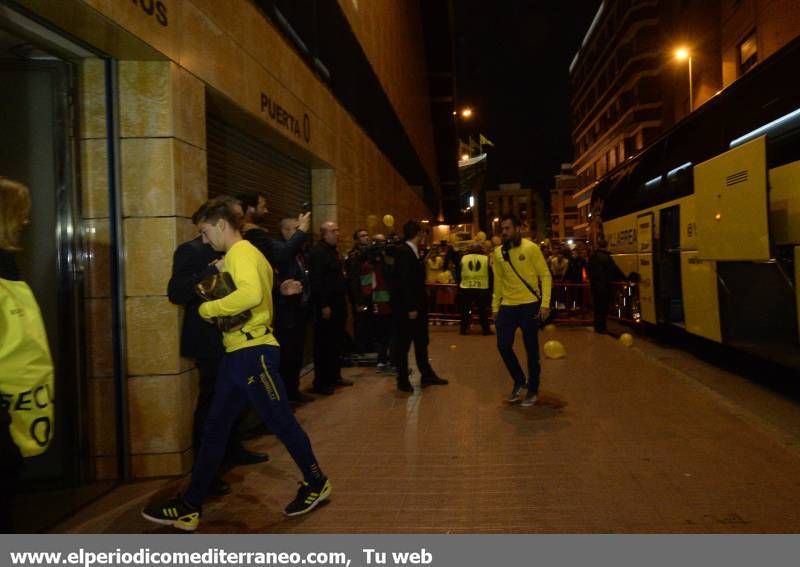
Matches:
[426,281,640,325]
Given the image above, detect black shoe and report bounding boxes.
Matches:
[284,477,332,517]
[421,374,449,386]
[482,330,494,336]
[334,378,354,387]
[397,381,414,393]
[312,385,335,395]
[208,477,231,496]
[289,392,315,404]
[141,497,200,532]
[459,329,468,335]
[227,449,270,466]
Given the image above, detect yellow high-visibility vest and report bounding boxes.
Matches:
[459,253,490,289]
[0,277,55,457]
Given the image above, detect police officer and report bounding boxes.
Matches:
[457,243,492,335]
[492,214,552,407]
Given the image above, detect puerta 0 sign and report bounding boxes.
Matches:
[260,92,311,144]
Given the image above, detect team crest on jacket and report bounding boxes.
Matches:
[518,254,526,261]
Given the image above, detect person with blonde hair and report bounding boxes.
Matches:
[0,178,55,532]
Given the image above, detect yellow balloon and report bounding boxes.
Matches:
[367,214,379,229]
[475,231,486,243]
[382,214,394,228]
[543,324,556,333]
[543,340,566,359]
[619,333,634,347]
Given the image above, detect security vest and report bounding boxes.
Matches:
[0,276,55,457]
[459,253,490,290]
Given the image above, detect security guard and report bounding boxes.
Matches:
[457,243,492,335]
[492,214,552,407]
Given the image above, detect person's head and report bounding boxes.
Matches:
[403,220,423,244]
[280,217,299,241]
[353,228,370,247]
[597,238,609,250]
[0,178,31,251]
[231,193,258,222]
[372,233,386,243]
[253,195,269,225]
[320,221,339,246]
[499,214,522,245]
[193,196,243,252]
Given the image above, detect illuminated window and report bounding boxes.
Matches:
[739,31,757,75]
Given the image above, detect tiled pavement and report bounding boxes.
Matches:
[56,325,800,533]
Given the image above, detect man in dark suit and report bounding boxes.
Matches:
[167,214,268,494]
[392,220,449,392]
[308,221,353,395]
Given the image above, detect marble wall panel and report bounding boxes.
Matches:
[131,449,193,478]
[125,296,183,376]
[119,61,172,138]
[120,137,175,217]
[84,218,111,298]
[172,64,206,149]
[128,369,196,455]
[86,297,114,378]
[87,377,117,456]
[123,217,178,296]
[176,140,207,218]
[78,58,107,139]
[80,138,109,219]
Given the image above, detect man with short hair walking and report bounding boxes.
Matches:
[492,214,552,407]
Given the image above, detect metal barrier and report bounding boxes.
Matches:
[427,281,640,325]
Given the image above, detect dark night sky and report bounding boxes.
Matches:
[454,0,601,194]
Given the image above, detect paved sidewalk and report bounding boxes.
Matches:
[57,326,800,533]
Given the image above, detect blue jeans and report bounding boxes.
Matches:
[495,302,541,393]
[184,345,323,508]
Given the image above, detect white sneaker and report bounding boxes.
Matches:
[521,393,538,407]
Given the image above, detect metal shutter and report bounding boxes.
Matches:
[206,113,311,232]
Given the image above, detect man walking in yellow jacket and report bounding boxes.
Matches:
[492,215,552,407]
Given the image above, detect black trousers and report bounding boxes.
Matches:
[592,286,611,332]
[373,314,394,365]
[193,357,242,460]
[313,305,346,388]
[459,288,491,332]
[395,312,435,384]
[275,320,307,397]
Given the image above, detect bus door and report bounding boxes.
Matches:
[657,205,684,325]
[636,212,656,324]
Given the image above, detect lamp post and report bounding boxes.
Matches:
[675,48,693,112]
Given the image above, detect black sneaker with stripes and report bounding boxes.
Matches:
[284,477,332,517]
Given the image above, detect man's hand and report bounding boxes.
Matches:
[280,279,303,296]
[408,310,418,320]
[539,307,550,321]
[297,211,311,233]
[212,258,225,272]
[321,306,332,320]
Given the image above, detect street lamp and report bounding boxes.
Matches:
[461,108,473,119]
[675,47,693,112]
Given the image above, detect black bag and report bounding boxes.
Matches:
[196,272,252,332]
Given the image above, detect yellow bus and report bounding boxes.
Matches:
[594,37,800,369]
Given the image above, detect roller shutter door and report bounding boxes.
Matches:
[206,113,311,231]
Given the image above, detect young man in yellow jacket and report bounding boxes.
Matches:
[492,215,552,407]
[142,197,330,531]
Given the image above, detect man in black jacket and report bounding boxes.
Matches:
[392,220,448,392]
[587,238,626,333]
[274,217,314,403]
[308,221,353,395]
[167,221,268,493]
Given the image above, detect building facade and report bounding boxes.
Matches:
[549,164,579,245]
[568,0,722,241]
[0,0,447,529]
[485,183,544,240]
